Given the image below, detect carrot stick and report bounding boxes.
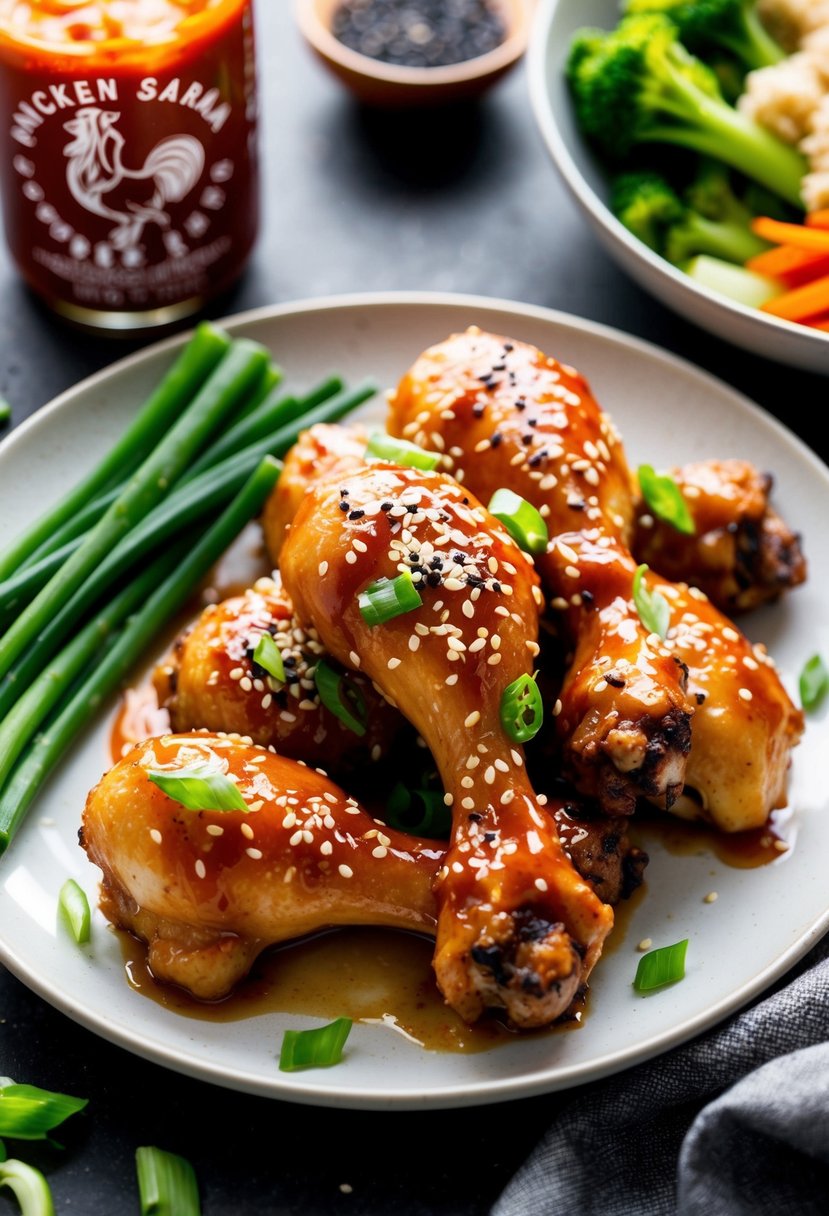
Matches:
[745,245,829,287]
[751,217,829,252]
[805,210,829,230]
[760,272,829,320]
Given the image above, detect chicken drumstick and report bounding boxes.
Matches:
[279,463,613,1029]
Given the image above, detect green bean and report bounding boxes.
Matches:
[0,337,270,681]
[0,321,231,583]
[0,457,281,855]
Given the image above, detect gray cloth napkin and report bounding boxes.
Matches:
[492,935,829,1216]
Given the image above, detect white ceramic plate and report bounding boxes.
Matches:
[1,293,828,1111]
[528,0,829,375]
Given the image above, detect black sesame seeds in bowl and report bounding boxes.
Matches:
[295,0,532,107]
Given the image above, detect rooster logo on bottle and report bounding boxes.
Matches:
[62,106,205,251]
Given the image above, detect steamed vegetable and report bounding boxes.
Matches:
[566,14,807,206]
[622,0,786,73]
[611,169,770,264]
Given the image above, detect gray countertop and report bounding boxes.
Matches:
[0,3,826,1213]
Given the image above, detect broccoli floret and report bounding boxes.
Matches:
[622,0,785,73]
[611,169,770,265]
[567,15,806,208]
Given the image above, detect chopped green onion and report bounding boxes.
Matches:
[147,761,248,813]
[633,939,688,992]
[637,465,695,535]
[500,673,544,744]
[279,1018,353,1072]
[632,564,670,640]
[365,432,440,470]
[799,654,829,712]
[0,1159,55,1216]
[488,489,548,555]
[136,1147,200,1216]
[0,1082,87,1141]
[252,633,285,684]
[58,879,90,945]
[385,782,451,838]
[314,659,367,736]
[0,398,10,427]
[358,570,422,626]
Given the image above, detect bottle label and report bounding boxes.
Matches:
[0,1,258,318]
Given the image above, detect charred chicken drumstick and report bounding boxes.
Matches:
[388,328,804,832]
[154,573,403,779]
[81,732,442,1001]
[632,459,807,615]
[387,328,696,817]
[279,463,613,1029]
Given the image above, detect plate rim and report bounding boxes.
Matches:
[526,0,829,367]
[1,289,828,1111]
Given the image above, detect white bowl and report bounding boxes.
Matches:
[527,0,829,375]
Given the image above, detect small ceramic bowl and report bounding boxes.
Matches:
[295,0,533,107]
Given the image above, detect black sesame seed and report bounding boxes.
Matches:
[468,812,483,822]
[380,501,394,511]
[348,509,365,520]
[490,432,503,449]
[339,501,349,512]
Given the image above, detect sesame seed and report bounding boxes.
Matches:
[461,797,475,810]
[445,673,459,685]
[318,561,328,576]
[195,859,206,879]
[229,666,244,680]
[704,891,718,903]
[500,790,515,805]
[372,845,388,859]
[387,657,401,669]
[345,551,357,565]
[246,847,263,860]
[484,766,496,785]
[206,824,224,837]
[535,877,548,892]
[239,676,253,692]
[461,775,475,789]
[637,938,653,952]
[349,651,361,668]
[241,822,254,840]
[149,828,162,844]
[320,840,333,856]
[552,699,563,717]
[444,793,454,806]
[738,688,753,702]
[465,711,481,728]
[338,864,354,879]
[487,653,502,666]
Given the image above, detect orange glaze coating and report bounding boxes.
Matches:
[153,573,403,778]
[633,459,807,615]
[262,421,370,566]
[81,731,443,1001]
[659,576,804,832]
[387,326,636,543]
[547,541,803,832]
[279,464,613,1030]
[543,531,694,816]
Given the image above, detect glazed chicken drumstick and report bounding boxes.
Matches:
[279,463,613,1029]
[388,326,697,817]
[388,328,804,832]
[154,572,403,779]
[81,732,442,1000]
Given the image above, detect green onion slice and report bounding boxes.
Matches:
[279,1018,353,1072]
[136,1147,200,1216]
[632,564,670,640]
[252,633,285,684]
[488,489,548,555]
[365,432,440,470]
[385,783,451,839]
[500,673,544,744]
[58,879,90,945]
[314,658,367,737]
[0,399,10,426]
[147,761,248,813]
[638,465,695,535]
[633,939,689,992]
[358,570,423,626]
[0,1082,87,1141]
[0,1159,55,1216]
[799,654,829,712]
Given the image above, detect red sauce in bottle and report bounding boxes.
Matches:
[0,0,259,329]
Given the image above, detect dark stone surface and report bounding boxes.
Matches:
[0,3,825,1213]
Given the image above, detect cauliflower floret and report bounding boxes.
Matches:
[738,53,829,144]
[758,1,829,50]
[801,94,829,210]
